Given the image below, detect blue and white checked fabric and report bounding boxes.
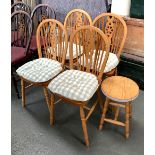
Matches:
[48,70,99,102]
[78,51,119,73]
[66,42,83,60]
[16,58,62,83]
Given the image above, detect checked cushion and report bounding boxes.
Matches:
[16,58,62,83]
[48,70,99,101]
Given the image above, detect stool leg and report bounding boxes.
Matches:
[125,102,130,139]
[129,103,132,118]
[99,97,109,130]
[80,106,89,147]
[21,78,25,108]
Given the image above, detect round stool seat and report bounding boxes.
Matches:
[101,76,139,102]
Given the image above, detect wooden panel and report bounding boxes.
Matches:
[122,17,144,62]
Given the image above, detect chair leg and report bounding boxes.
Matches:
[99,97,109,130]
[43,87,50,109]
[125,102,130,139]
[80,106,89,147]
[21,78,26,108]
[43,87,54,125]
[97,89,103,110]
[11,72,20,99]
[50,93,55,126]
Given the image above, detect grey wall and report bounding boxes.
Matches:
[42,0,107,23]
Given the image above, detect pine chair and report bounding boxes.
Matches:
[11,11,32,98]
[93,13,127,76]
[64,9,92,63]
[47,26,110,147]
[11,2,31,14]
[30,4,56,54]
[16,19,68,109]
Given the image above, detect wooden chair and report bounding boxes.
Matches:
[11,2,31,14]
[16,19,68,111]
[47,26,110,147]
[30,4,56,54]
[11,11,32,98]
[93,13,127,76]
[64,9,92,63]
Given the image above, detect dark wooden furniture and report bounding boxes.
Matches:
[122,17,144,63]
[11,2,31,14]
[11,11,32,98]
[99,76,139,138]
[29,4,56,54]
[118,17,144,89]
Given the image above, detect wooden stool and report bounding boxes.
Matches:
[99,76,139,138]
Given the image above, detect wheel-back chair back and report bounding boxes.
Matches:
[36,19,68,66]
[11,11,32,52]
[30,4,56,53]
[63,9,93,63]
[31,4,56,35]
[64,9,93,39]
[93,13,127,75]
[70,26,110,82]
[11,2,31,14]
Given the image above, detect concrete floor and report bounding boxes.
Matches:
[11,83,144,155]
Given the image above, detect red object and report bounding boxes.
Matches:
[30,35,38,51]
[11,47,27,64]
[30,35,44,52]
[11,31,20,43]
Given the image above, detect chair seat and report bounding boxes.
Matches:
[103,52,119,73]
[78,51,119,73]
[16,58,62,83]
[11,47,26,64]
[48,70,99,101]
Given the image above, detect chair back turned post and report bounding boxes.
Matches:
[93,13,127,58]
[69,25,110,83]
[36,19,68,68]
